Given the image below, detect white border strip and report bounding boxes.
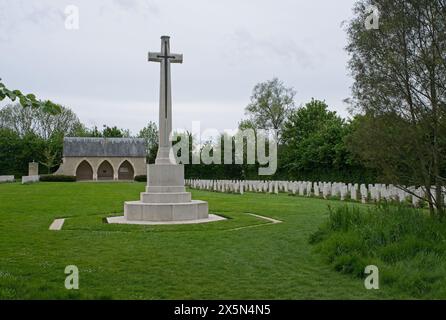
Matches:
[227,213,282,232]
[49,218,65,231]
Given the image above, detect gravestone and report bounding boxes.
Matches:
[340,184,347,201]
[299,182,305,196]
[306,182,312,197]
[360,184,368,203]
[351,184,358,201]
[291,182,297,195]
[313,183,319,197]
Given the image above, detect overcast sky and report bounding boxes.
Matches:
[0,0,357,135]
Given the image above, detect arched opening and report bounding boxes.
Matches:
[118,160,135,180]
[76,160,93,181]
[97,160,114,180]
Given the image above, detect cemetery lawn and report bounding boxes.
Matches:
[0,182,404,299]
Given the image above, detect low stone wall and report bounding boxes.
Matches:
[22,175,40,184]
[0,175,15,183]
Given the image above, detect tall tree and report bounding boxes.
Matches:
[0,103,84,174]
[101,125,130,138]
[346,0,446,217]
[0,129,46,176]
[282,99,368,182]
[138,121,159,164]
[79,125,131,138]
[243,78,296,139]
[0,103,83,139]
[40,147,59,174]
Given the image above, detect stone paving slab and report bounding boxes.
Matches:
[49,218,65,231]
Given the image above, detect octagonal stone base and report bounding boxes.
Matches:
[107,214,225,225]
[119,163,209,223]
[124,199,208,222]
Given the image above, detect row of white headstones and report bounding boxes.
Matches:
[185,179,439,207]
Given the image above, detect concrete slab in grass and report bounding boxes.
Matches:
[49,218,65,231]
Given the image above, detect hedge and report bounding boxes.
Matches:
[39,175,76,182]
[134,175,147,182]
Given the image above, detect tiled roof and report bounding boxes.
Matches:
[63,137,147,157]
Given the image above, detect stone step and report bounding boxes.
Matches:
[140,192,191,203]
[124,200,208,222]
[145,185,186,193]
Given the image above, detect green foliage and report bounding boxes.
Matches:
[242,78,295,137]
[137,121,159,164]
[180,97,375,182]
[0,128,46,176]
[39,147,59,174]
[79,125,130,138]
[134,175,147,182]
[346,0,446,216]
[0,103,86,176]
[39,175,76,182]
[183,133,246,180]
[0,78,374,183]
[0,128,22,176]
[0,103,84,139]
[310,204,446,297]
[0,79,61,115]
[281,99,373,183]
[101,125,130,138]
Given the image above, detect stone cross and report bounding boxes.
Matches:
[148,35,183,164]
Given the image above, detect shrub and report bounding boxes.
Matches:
[134,175,147,182]
[310,204,446,298]
[40,175,76,182]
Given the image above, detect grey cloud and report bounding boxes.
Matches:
[99,0,160,17]
[227,28,314,69]
[0,1,64,40]
[0,0,356,133]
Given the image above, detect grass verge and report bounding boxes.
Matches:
[309,204,446,298]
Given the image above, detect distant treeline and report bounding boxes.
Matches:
[0,98,377,183]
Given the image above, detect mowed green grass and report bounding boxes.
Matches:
[0,182,399,299]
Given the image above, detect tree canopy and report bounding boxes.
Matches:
[346,0,446,217]
[242,78,296,139]
[281,99,370,182]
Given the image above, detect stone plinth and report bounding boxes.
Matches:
[29,162,38,176]
[0,176,15,183]
[22,175,39,184]
[124,200,209,222]
[146,163,185,191]
[121,163,209,223]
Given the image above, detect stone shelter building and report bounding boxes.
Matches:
[55,137,147,181]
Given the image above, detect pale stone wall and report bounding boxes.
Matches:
[0,176,15,183]
[55,156,146,180]
[28,162,39,176]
